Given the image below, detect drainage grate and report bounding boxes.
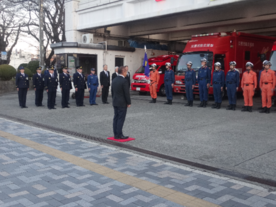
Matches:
[1,113,276,188]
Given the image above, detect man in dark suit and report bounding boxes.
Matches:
[112,66,131,139]
[32,66,44,107]
[112,66,119,81]
[59,66,72,108]
[100,64,110,104]
[44,66,58,110]
[73,66,87,107]
[125,65,131,88]
[16,66,29,108]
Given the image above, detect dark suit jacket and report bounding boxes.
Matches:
[73,72,87,89]
[112,72,118,81]
[125,72,131,88]
[59,73,72,90]
[32,73,44,90]
[16,73,29,89]
[112,76,131,108]
[100,70,110,87]
[44,74,58,91]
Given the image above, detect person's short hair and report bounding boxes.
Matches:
[103,64,107,68]
[115,66,119,69]
[124,65,128,67]
[118,66,125,74]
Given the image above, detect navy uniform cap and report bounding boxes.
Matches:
[63,66,68,69]
[19,66,25,70]
[77,66,82,69]
[49,66,54,70]
[91,68,95,71]
[37,67,42,70]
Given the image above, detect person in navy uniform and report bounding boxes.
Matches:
[44,66,58,78]
[59,66,72,108]
[164,62,175,105]
[73,66,87,107]
[226,61,240,111]
[184,61,196,107]
[87,68,99,105]
[32,66,44,107]
[198,58,211,108]
[16,66,29,108]
[212,62,225,109]
[44,66,58,110]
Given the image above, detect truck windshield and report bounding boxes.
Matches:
[136,65,160,73]
[176,52,213,75]
[270,51,276,71]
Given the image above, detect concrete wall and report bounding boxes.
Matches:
[0,79,34,95]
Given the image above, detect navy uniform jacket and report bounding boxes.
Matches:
[32,73,44,90]
[225,70,240,88]
[212,70,225,87]
[44,74,58,91]
[164,70,175,84]
[59,73,72,90]
[87,74,99,88]
[198,66,211,84]
[185,69,196,85]
[73,72,87,89]
[16,73,29,89]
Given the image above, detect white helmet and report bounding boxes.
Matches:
[151,63,157,68]
[214,62,221,67]
[187,61,193,66]
[229,61,237,66]
[264,61,272,66]
[246,62,254,67]
[263,60,268,65]
[165,62,171,67]
[201,58,207,62]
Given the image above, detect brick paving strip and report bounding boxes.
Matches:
[1,118,276,207]
[0,130,219,207]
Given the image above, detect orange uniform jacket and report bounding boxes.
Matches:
[150,70,160,86]
[260,69,276,89]
[241,70,257,89]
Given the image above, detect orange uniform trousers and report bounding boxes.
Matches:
[243,84,254,106]
[150,82,158,99]
[261,83,274,108]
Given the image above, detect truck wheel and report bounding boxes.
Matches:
[159,85,166,96]
[72,92,75,99]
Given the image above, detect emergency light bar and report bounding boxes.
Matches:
[192,33,220,38]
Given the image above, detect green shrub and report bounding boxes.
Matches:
[17,63,28,70]
[0,64,17,81]
[23,68,33,79]
[27,61,39,74]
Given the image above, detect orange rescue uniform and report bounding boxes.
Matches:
[241,70,257,106]
[260,69,276,108]
[149,70,160,99]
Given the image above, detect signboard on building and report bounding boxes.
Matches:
[0,51,7,60]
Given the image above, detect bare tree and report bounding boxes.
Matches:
[0,0,22,64]
[12,0,66,66]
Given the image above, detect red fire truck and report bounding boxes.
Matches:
[131,55,179,96]
[174,32,276,96]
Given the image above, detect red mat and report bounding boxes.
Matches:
[107,137,135,142]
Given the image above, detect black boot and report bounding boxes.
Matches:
[185,101,190,106]
[212,103,217,108]
[164,99,170,104]
[198,102,203,107]
[150,99,155,103]
[226,105,232,110]
[232,104,236,111]
[241,106,248,112]
[259,107,267,113]
[169,100,172,105]
[266,108,271,114]
[203,101,207,108]
[217,103,221,109]
[248,106,253,112]
[190,101,193,107]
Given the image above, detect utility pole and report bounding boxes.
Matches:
[39,0,44,69]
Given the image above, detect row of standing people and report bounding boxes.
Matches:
[148,58,275,114]
[16,65,131,109]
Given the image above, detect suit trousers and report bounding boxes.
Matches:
[35,89,44,106]
[75,89,84,106]
[113,106,127,137]
[18,88,28,107]
[47,90,56,109]
[102,86,109,103]
[61,89,70,107]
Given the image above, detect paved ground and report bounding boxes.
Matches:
[1,118,276,207]
[0,91,276,183]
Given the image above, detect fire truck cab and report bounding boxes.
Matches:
[131,55,179,96]
[174,32,276,96]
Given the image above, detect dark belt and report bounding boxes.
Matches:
[200,78,206,80]
[213,82,220,84]
[245,84,253,86]
[186,79,191,81]
[93,84,97,86]
[264,82,271,85]
[227,82,234,84]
